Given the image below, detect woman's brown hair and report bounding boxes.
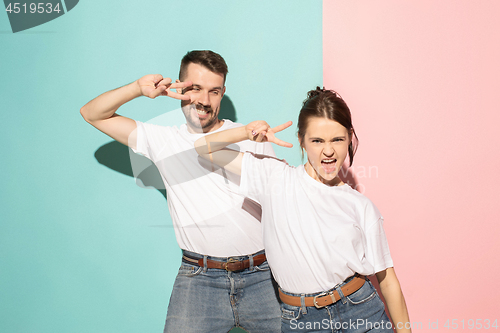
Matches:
[298,87,358,166]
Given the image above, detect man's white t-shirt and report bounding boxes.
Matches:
[240,153,394,294]
[132,120,275,257]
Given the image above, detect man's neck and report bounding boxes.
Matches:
[186,119,224,134]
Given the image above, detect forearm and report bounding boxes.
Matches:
[377,268,411,332]
[80,80,141,123]
[194,126,247,155]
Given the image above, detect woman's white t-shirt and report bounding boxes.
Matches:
[240,153,394,294]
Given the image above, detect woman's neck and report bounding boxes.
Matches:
[304,162,344,187]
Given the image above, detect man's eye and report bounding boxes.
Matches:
[211,91,219,95]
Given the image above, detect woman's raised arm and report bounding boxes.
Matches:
[194,120,293,175]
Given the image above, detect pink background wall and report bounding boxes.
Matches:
[324,1,500,330]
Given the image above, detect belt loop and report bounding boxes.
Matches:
[203,255,208,273]
[300,294,307,314]
[249,254,254,271]
[335,286,347,304]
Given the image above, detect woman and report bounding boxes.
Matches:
[195,88,411,332]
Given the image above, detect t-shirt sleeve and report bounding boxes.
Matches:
[131,120,170,162]
[261,142,276,158]
[363,203,394,273]
[239,141,276,158]
[239,152,286,203]
[131,120,149,158]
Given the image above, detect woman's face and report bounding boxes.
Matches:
[300,117,350,186]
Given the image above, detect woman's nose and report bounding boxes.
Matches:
[323,144,335,157]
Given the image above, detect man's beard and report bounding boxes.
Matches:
[182,104,218,130]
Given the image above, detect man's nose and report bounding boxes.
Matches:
[198,90,210,106]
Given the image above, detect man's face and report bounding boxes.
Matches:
[180,63,225,133]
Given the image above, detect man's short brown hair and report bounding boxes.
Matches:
[179,50,228,84]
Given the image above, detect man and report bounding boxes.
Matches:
[80,50,281,332]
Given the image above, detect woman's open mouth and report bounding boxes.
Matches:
[321,158,337,173]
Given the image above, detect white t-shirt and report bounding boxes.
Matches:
[132,120,275,257]
[240,153,394,294]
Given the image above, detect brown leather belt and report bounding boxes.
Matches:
[182,253,267,272]
[279,274,366,308]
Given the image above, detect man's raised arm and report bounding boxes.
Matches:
[80,74,191,149]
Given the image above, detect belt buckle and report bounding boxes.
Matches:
[313,291,327,308]
[313,291,335,309]
[224,257,238,271]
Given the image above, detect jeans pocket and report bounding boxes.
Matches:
[254,260,270,271]
[281,303,302,321]
[178,265,203,277]
[346,280,377,305]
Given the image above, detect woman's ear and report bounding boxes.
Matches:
[298,134,305,160]
[297,134,303,148]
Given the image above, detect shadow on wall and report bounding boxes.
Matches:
[93,95,239,200]
[94,142,167,200]
[220,95,237,122]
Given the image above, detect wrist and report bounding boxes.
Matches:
[131,80,143,98]
[239,125,248,139]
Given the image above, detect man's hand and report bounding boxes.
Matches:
[137,74,192,100]
[245,120,293,148]
[81,74,193,149]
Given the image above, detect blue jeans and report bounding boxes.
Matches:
[163,250,281,333]
[280,277,392,333]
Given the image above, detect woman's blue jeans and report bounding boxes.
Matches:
[280,277,393,333]
[163,250,281,333]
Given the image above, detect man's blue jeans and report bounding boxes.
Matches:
[280,277,393,333]
[163,250,281,333]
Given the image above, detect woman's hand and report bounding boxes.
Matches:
[245,120,293,147]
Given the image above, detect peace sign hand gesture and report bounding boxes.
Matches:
[137,74,192,100]
[245,120,293,148]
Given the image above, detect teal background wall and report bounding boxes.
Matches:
[0,1,322,332]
